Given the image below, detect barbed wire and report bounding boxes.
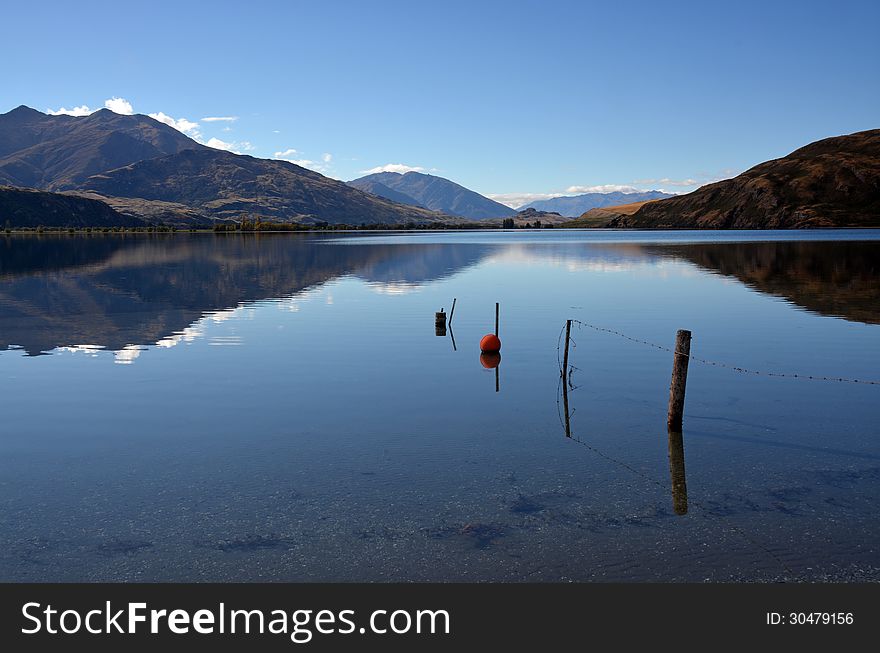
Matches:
[553,374,797,577]
[560,319,880,386]
[551,317,876,578]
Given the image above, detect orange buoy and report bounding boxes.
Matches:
[480,333,501,353]
[480,352,501,369]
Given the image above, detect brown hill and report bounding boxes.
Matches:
[612,129,880,229]
[563,200,658,228]
[80,148,451,225]
[509,207,572,226]
[0,185,138,228]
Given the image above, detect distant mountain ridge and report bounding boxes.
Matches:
[348,171,515,220]
[521,190,673,216]
[614,129,880,229]
[79,149,448,225]
[346,178,426,208]
[509,207,571,226]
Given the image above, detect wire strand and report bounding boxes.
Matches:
[566,319,880,386]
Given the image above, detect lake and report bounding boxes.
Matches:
[1,230,878,582]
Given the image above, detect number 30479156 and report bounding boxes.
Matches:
[767,612,854,625]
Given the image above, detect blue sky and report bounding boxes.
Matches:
[2,0,878,206]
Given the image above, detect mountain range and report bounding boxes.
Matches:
[348,171,515,220]
[0,106,449,227]
[79,148,448,225]
[520,190,673,216]
[1,104,877,229]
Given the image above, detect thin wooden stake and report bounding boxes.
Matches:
[495,302,499,337]
[449,298,457,325]
[560,319,573,437]
[667,329,692,431]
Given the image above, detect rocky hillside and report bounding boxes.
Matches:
[0,106,204,190]
[80,149,451,225]
[0,185,138,228]
[612,130,880,228]
[349,171,515,219]
[562,200,658,228]
[508,207,572,226]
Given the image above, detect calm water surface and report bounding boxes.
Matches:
[1,230,878,581]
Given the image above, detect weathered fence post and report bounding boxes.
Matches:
[449,298,457,325]
[667,329,691,431]
[559,319,573,437]
[495,302,500,337]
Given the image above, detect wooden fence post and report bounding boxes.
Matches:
[667,329,691,431]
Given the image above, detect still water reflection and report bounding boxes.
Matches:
[0,231,878,581]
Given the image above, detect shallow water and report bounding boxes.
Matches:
[1,230,878,581]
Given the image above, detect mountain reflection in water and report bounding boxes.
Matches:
[1,234,878,356]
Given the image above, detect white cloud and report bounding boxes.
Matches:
[360,163,425,175]
[565,184,641,194]
[278,157,324,171]
[273,148,333,174]
[148,111,201,137]
[487,192,563,208]
[104,97,134,115]
[47,96,134,116]
[201,116,238,122]
[207,137,254,153]
[492,186,645,207]
[46,104,94,116]
[491,178,713,209]
[630,177,699,187]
